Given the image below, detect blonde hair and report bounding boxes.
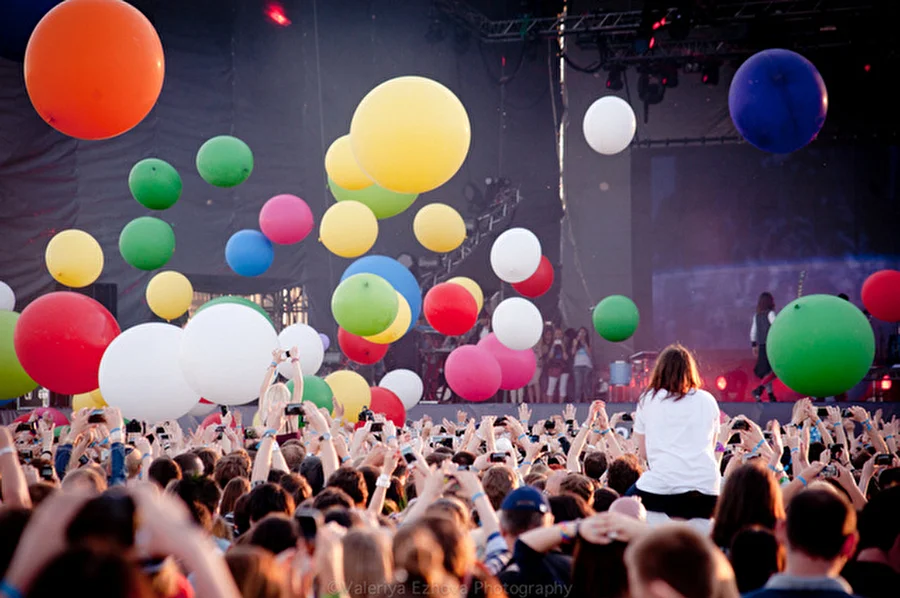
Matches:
[343,530,393,598]
[265,382,291,404]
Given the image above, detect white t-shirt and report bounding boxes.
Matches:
[633,388,721,496]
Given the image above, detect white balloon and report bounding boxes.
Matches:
[188,401,217,417]
[379,369,424,410]
[180,304,278,405]
[0,282,15,311]
[492,297,543,350]
[582,96,636,156]
[277,323,324,378]
[99,323,201,423]
[490,228,541,283]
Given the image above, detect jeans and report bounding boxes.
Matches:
[573,366,592,401]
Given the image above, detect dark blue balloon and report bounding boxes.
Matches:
[728,49,828,154]
[341,256,422,331]
[225,230,274,277]
[0,0,62,62]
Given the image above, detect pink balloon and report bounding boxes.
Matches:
[259,194,314,244]
[445,345,501,402]
[477,332,536,390]
[14,407,69,427]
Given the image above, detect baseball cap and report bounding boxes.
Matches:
[501,486,550,513]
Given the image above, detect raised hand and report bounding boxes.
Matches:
[518,403,532,423]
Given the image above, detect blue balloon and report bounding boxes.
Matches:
[340,256,422,331]
[728,49,827,154]
[225,230,274,277]
[0,0,62,62]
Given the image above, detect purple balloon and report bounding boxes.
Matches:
[319,333,330,351]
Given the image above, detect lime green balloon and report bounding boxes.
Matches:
[332,273,398,336]
[196,135,254,188]
[768,294,874,397]
[0,311,38,400]
[328,176,418,220]
[128,158,182,210]
[592,295,639,342]
[195,296,274,328]
[118,216,175,270]
[286,376,334,412]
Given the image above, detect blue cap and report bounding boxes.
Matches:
[501,486,550,513]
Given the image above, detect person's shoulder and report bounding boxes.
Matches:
[689,388,718,404]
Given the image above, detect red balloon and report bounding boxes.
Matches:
[477,333,537,390]
[861,270,900,322]
[200,412,237,429]
[512,256,554,298]
[13,407,69,428]
[199,398,214,404]
[369,387,406,427]
[424,282,478,336]
[14,292,120,395]
[338,328,389,365]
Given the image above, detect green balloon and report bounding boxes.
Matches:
[286,376,334,412]
[768,294,874,397]
[119,216,175,271]
[332,273,398,336]
[0,311,38,400]
[128,158,182,210]
[592,295,639,342]
[195,296,274,328]
[196,135,254,188]
[328,176,418,220]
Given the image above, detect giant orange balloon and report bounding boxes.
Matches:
[24,0,165,140]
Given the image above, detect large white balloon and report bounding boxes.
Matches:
[0,282,15,311]
[490,228,541,283]
[492,297,543,350]
[180,304,278,405]
[582,96,636,156]
[99,323,200,423]
[188,400,217,418]
[379,369,424,410]
[277,323,324,378]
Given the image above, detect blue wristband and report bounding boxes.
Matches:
[0,580,23,598]
[109,427,121,435]
[517,433,527,441]
[600,428,611,435]
[385,435,397,442]
[797,475,808,487]
[471,491,486,503]
[752,439,765,454]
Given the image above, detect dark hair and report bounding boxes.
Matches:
[591,487,620,513]
[711,462,785,549]
[173,452,204,478]
[27,547,154,598]
[607,455,643,496]
[249,513,299,554]
[324,508,363,529]
[148,457,182,489]
[67,492,136,550]
[278,473,313,506]
[644,344,702,400]
[357,465,379,507]
[28,482,57,506]
[312,486,354,512]
[299,456,325,495]
[170,475,222,518]
[451,451,477,467]
[0,508,30,579]
[857,486,900,552]
[572,539,628,598]
[549,494,592,526]
[559,474,594,504]
[729,526,783,594]
[326,467,368,507]
[757,292,775,314]
[583,451,608,481]
[214,456,250,489]
[221,477,251,515]
[499,510,547,537]
[233,493,252,536]
[247,483,295,523]
[786,488,856,560]
[267,469,288,485]
[193,447,219,477]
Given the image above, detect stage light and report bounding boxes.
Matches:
[638,71,665,105]
[701,61,720,85]
[864,64,872,73]
[265,4,291,26]
[716,376,727,391]
[606,66,624,91]
[881,375,891,391]
[661,64,679,88]
[634,8,663,54]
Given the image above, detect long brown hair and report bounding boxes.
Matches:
[645,344,702,400]
[711,461,786,550]
[756,292,775,314]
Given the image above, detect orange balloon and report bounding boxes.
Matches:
[24,0,165,140]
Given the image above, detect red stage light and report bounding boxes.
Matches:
[881,375,891,391]
[649,37,656,49]
[716,376,727,391]
[864,64,871,72]
[265,4,291,26]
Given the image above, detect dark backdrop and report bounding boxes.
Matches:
[0,0,561,332]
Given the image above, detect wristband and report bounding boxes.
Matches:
[270,361,278,368]
[0,580,24,598]
[715,442,725,453]
[864,419,874,430]
[751,439,765,455]
[790,447,799,453]
[521,460,533,466]
[797,475,808,487]
[599,428,611,435]
[517,433,528,441]
[142,454,153,460]
[376,474,391,489]
[109,427,121,435]
[0,447,14,457]
[264,429,277,438]
[320,433,332,441]
[341,456,350,463]
[559,521,580,543]
[767,464,783,474]
[885,435,894,440]
[385,435,397,442]
[471,491,486,503]
[40,449,52,456]
[566,419,575,426]
[291,357,300,363]
[581,422,591,430]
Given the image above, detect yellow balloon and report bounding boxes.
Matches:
[73,388,106,411]
[350,76,471,194]
[45,229,104,288]
[447,277,483,313]
[413,203,466,253]
[324,370,371,422]
[365,292,410,344]
[146,271,193,320]
[325,135,373,191]
[319,201,378,258]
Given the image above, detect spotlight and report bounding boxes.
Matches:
[701,61,720,85]
[606,66,624,91]
[881,375,892,391]
[660,64,679,88]
[638,71,665,105]
[265,3,291,26]
[634,8,664,54]
[715,376,727,391]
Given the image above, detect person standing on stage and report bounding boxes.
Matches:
[751,292,777,402]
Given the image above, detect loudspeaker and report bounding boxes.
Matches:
[55,282,118,318]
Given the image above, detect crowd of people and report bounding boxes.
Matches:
[1,343,898,598]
